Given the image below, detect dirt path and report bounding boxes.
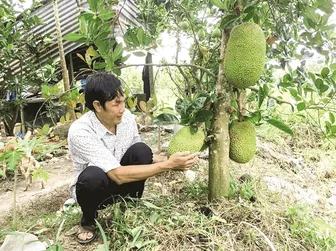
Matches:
[0,155,73,225]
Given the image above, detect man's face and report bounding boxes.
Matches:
[99,94,126,125]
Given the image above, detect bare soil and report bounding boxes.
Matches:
[0,155,73,225]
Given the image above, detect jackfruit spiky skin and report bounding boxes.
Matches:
[167,126,205,157]
[224,22,266,89]
[229,121,256,164]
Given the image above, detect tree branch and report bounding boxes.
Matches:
[115,63,217,78]
[248,86,292,105]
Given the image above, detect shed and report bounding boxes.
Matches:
[10,0,141,83]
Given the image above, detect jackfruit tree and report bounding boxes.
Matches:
[67,0,336,200]
[133,0,336,201]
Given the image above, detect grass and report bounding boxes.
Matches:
[1,166,335,251]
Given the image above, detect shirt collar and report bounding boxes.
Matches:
[88,111,116,138]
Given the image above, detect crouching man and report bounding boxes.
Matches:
[68,72,198,244]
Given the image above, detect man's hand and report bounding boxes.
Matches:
[167,151,199,171]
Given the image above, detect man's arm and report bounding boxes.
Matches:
[153,154,167,163]
[107,151,198,185]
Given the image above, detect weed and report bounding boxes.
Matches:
[285,205,336,250]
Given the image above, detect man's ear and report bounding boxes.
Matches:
[92,100,102,113]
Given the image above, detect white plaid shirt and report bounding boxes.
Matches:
[68,109,141,199]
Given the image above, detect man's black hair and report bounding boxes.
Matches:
[85,72,124,111]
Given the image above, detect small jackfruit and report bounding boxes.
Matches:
[179,21,189,31]
[224,22,266,89]
[212,28,222,38]
[167,126,205,156]
[229,121,256,163]
[197,29,206,40]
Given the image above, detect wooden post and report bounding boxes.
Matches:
[146,52,154,98]
[53,0,76,121]
[68,53,75,86]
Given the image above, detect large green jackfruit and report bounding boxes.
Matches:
[229,121,256,163]
[224,22,266,89]
[167,126,205,156]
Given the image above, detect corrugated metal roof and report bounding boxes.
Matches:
[10,0,140,75]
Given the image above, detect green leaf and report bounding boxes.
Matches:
[331,125,336,134]
[258,87,265,109]
[253,14,260,24]
[0,7,5,17]
[136,28,145,45]
[243,11,254,22]
[153,113,179,125]
[86,46,99,58]
[32,166,49,182]
[93,62,106,70]
[304,7,320,23]
[244,6,255,13]
[127,97,136,109]
[314,78,323,89]
[79,14,88,36]
[329,112,335,124]
[88,0,98,12]
[94,220,109,251]
[266,119,293,135]
[120,54,131,63]
[112,68,121,76]
[112,43,123,61]
[42,124,50,134]
[142,201,161,210]
[64,33,85,42]
[319,84,329,93]
[98,9,115,20]
[194,110,213,122]
[297,102,306,111]
[132,51,146,57]
[220,14,239,28]
[211,0,225,9]
[321,67,330,78]
[317,0,333,14]
[289,88,298,98]
[249,111,262,124]
[1,150,24,170]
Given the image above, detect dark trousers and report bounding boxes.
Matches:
[76,142,153,226]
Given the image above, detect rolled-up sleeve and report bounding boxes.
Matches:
[69,129,120,173]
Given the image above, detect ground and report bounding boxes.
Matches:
[0,124,335,250]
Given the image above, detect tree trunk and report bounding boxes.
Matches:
[20,105,25,134]
[208,30,231,201]
[53,0,76,121]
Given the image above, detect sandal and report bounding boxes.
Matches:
[76,225,97,244]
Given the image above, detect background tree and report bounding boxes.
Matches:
[0,0,54,133]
